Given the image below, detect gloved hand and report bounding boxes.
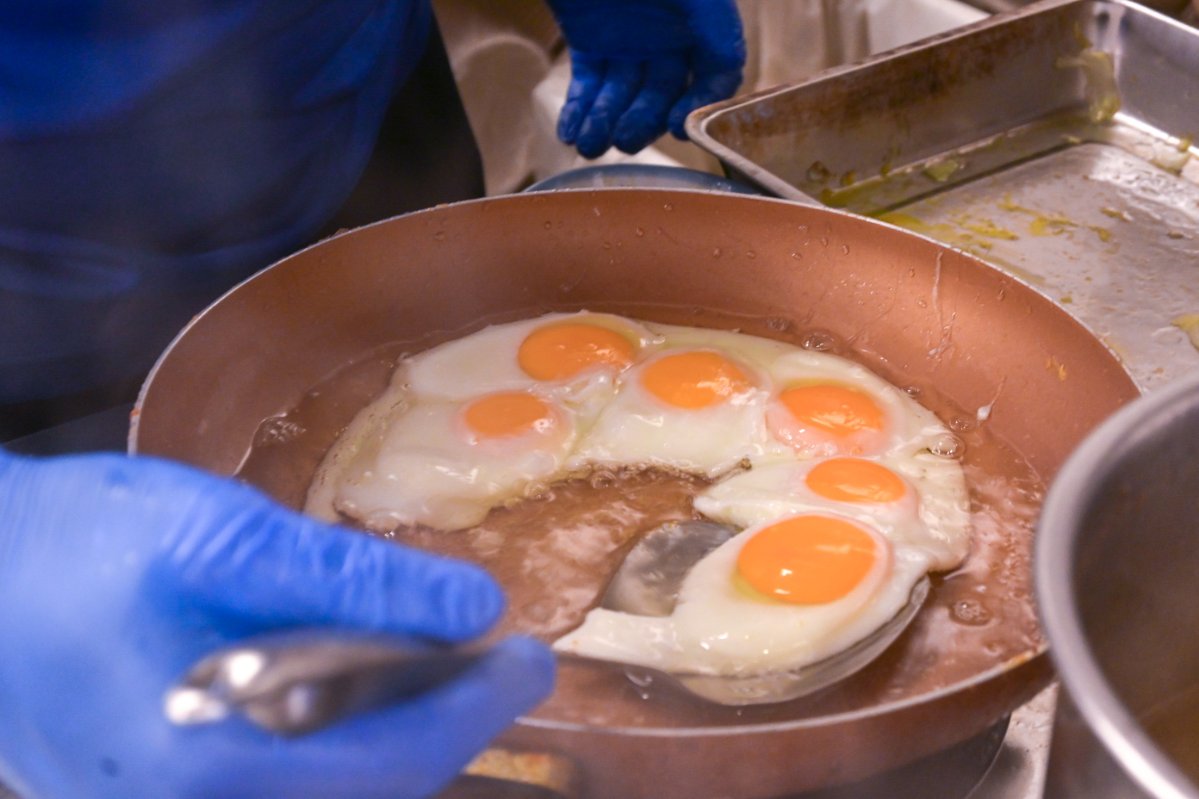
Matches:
[0,450,554,799]
[546,0,746,158]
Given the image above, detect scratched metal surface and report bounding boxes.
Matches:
[690,0,1199,391]
[877,140,1199,391]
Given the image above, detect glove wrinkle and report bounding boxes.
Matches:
[614,54,688,153]
[0,451,549,798]
[575,59,643,159]
[547,0,745,156]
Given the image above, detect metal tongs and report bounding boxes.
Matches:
[165,632,487,735]
[167,519,928,733]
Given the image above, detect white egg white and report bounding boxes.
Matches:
[553,515,933,677]
[760,349,951,461]
[566,323,800,477]
[405,311,658,408]
[695,455,971,571]
[309,312,976,691]
[565,356,773,479]
[307,311,654,531]
[307,384,578,531]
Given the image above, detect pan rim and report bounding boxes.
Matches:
[128,187,1138,743]
[130,186,1138,452]
[513,646,1048,738]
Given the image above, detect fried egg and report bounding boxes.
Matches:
[312,387,578,531]
[405,311,656,414]
[695,454,970,570]
[761,349,947,459]
[307,312,657,529]
[553,513,933,676]
[566,323,799,477]
[306,310,976,696]
[565,346,773,478]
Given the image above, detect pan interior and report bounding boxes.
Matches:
[132,190,1139,738]
[235,303,1045,732]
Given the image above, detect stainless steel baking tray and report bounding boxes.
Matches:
[689,0,1199,390]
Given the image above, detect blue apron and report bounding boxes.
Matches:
[0,0,431,402]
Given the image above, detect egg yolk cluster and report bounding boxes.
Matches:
[732,458,909,605]
[316,310,968,686]
[499,320,909,608]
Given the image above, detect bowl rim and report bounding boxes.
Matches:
[1036,370,1199,799]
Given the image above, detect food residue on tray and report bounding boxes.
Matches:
[923,157,965,184]
[1055,49,1121,124]
[1172,314,1199,352]
[234,305,1048,726]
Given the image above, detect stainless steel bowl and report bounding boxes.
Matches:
[1037,372,1199,799]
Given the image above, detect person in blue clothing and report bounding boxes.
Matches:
[0,1,746,797]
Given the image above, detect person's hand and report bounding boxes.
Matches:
[546,0,746,157]
[0,450,553,799]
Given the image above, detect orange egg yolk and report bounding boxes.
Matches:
[805,458,907,503]
[640,351,753,409]
[736,515,882,604]
[463,392,556,439]
[779,384,885,437]
[518,322,636,380]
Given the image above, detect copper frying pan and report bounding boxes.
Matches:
[131,190,1138,797]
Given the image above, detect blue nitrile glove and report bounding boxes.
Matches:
[546,0,746,157]
[0,450,554,799]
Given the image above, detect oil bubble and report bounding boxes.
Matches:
[950,416,976,433]
[625,669,656,700]
[254,416,306,447]
[618,464,648,481]
[951,598,993,626]
[625,670,654,688]
[800,330,837,352]
[929,433,965,460]
[523,482,555,502]
[589,468,619,489]
[806,161,832,182]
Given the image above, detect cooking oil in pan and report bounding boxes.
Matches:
[236,307,1045,730]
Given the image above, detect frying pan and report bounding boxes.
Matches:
[131,189,1138,797]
